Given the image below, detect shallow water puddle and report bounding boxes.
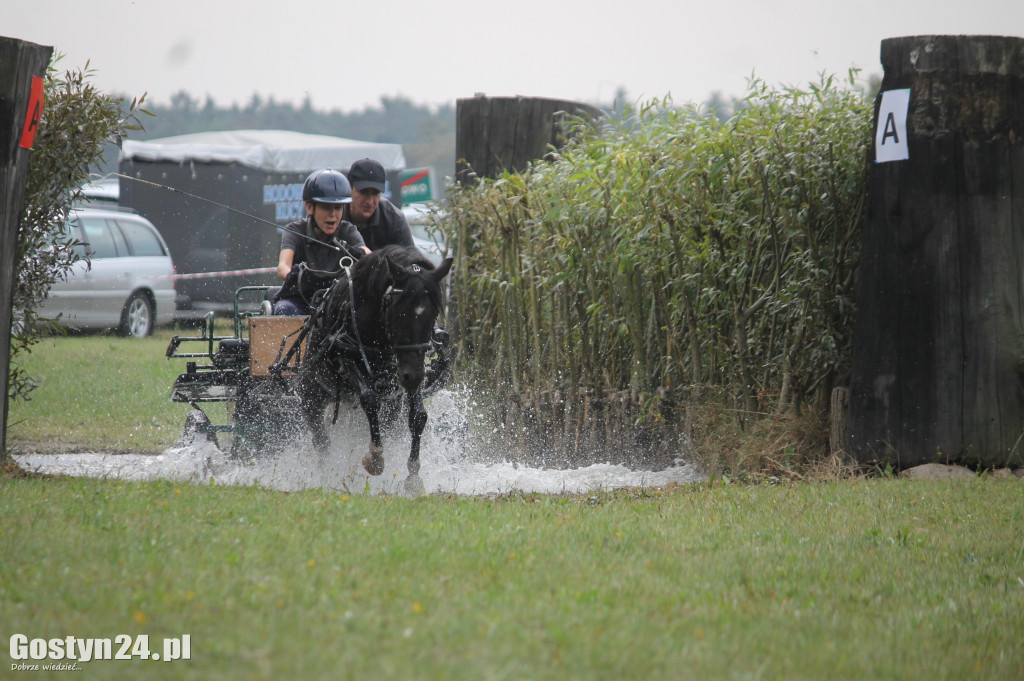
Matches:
[14,390,704,496]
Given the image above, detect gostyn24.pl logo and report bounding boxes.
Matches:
[9,634,191,668]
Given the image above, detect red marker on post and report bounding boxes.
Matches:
[19,75,44,149]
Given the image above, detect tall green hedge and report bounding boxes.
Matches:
[445,74,872,462]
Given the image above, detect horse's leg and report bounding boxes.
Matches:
[407,389,428,475]
[359,382,385,475]
[305,393,330,455]
[299,371,330,456]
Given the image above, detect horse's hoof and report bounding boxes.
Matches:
[403,473,425,497]
[313,435,330,457]
[362,446,384,476]
[407,459,421,476]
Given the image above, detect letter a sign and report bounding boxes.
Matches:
[875,89,910,163]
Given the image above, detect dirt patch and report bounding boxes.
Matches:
[0,457,42,478]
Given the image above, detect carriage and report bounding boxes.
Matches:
[166,246,454,475]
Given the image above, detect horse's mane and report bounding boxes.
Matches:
[351,245,446,310]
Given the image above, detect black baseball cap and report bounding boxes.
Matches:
[349,158,387,193]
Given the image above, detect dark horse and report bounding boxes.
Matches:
[296,245,453,476]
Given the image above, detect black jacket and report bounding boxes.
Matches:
[344,198,414,251]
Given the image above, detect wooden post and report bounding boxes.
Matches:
[455,95,601,184]
[0,37,52,464]
[847,35,1024,469]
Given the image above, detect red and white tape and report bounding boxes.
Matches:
[172,267,276,280]
[75,267,277,284]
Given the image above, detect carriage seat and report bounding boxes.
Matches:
[213,338,250,369]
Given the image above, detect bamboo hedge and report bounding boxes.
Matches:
[440,74,872,466]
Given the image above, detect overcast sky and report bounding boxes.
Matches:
[5,0,1023,113]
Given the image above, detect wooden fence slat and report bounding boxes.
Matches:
[0,36,53,464]
[455,95,600,183]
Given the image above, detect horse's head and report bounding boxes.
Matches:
[359,246,453,393]
[385,253,453,392]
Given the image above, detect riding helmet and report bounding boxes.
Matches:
[302,168,353,204]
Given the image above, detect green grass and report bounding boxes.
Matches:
[5,327,1023,679]
[1,475,1021,680]
[8,328,229,453]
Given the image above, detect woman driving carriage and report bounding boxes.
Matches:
[272,168,371,315]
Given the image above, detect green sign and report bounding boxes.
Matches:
[400,167,434,204]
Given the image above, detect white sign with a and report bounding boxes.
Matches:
[875,89,911,163]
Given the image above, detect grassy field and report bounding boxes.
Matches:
[1,475,1021,680]
[4,329,1023,679]
[8,327,230,453]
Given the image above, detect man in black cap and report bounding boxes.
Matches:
[345,158,453,376]
[343,158,416,251]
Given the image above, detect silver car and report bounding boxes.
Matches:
[402,204,447,265]
[37,206,177,337]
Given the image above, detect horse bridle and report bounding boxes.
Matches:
[379,264,436,354]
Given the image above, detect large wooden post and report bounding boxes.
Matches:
[847,35,1024,469]
[0,36,52,464]
[455,95,601,184]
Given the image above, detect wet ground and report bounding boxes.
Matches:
[14,389,705,496]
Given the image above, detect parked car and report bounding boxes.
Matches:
[402,203,447,265]
[36,206,177,337]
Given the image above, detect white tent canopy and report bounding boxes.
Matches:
[120,129,406,174]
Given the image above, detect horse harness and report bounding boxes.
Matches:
[335,263,434,365]
[273,264,441,421]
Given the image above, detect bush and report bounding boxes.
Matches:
[10,59,147,402]
[445,72,872,471]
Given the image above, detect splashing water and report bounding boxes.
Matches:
[14,387,705,496]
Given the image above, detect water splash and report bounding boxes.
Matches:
[14,387,705,496]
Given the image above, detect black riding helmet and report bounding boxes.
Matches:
[302,168,353,204]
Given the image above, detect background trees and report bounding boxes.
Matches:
[96,91,457,182]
